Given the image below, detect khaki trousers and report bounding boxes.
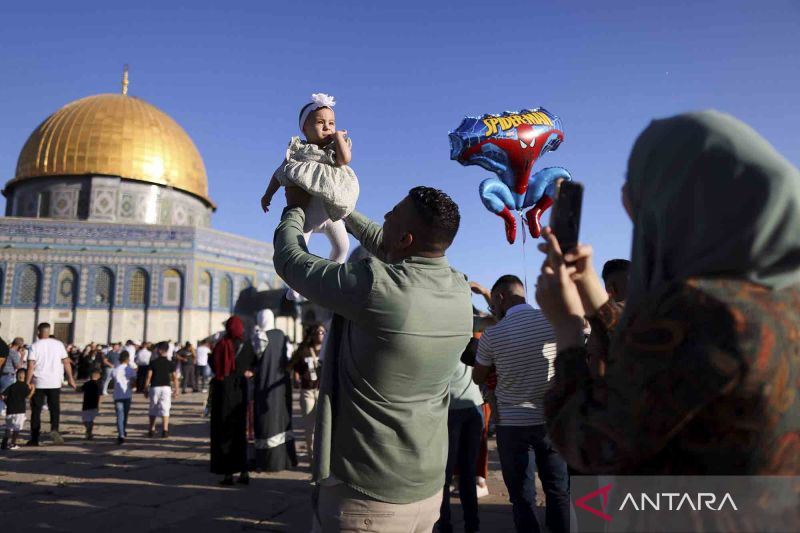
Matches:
[312,483,442,533]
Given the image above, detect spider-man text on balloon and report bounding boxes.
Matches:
[449,108,572,244]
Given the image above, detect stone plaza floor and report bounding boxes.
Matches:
[0,386,527,532]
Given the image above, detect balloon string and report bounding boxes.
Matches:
[520,211,529,300]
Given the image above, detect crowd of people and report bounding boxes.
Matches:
[1,107,799,533]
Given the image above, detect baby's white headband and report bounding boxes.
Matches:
[298,93,336,132]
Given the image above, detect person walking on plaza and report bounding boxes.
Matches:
[112,351,137,444]
[26,323,78,446]
[80,369,102,439]
[210,316,256,486]
[436,360,484,533]
[291,323,324,459]
[473,275,570,533]
[134,342,152,392]
[101,342,122,395]
[252,309,298,471]
[144,342,178,438]
[0,323,8,371]
[1,369,34,450]
[1,338,25,416]
[195,339,211,393]
[178,342,198,393]
[273,185,472,532]
[123,340,137,365]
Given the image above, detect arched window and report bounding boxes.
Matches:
[219,275,232,310]
[55,268,76,305]
[198,271,212,308]
[162,269,182,306]
[129,269,148,305]
[93,268,113,305]
[17,265,40,305]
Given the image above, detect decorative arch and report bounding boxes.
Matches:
[128,268,149,306]
[16,264,41,305]
[219,274,233,311]
[93,267,114,306]
[198,270,212,308]
[162,268,183,307]
[55,266,78,306]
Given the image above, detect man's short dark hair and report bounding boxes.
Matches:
[408,186,461,247]
[155,341,170,354]
[491,274,524,293]
[37,322,51,331]
[601,259,631,283]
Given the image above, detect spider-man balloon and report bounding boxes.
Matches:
[449,108,572,244]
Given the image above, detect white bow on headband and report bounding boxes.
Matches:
[299,93,336,131]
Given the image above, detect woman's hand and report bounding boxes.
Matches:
[535,228,587,350]
[538,230,609,317]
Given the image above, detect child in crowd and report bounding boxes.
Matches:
[260,92,360,300]
[144,341,178,438]
[80,369,102,439]
[112,352,137,444]
[1,368,34,450]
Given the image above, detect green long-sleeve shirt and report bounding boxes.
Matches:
[273,207,473,503]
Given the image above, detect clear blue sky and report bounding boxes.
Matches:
[2,1,798,309]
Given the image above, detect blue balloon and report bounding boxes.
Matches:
[450,108,572,243]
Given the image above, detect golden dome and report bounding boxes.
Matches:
[10,93,214,208]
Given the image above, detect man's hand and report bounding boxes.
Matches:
[469,281,490,298]
[285,186,311,210]
[244,370,254,379]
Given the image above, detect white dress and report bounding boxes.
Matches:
[274,137,359,297]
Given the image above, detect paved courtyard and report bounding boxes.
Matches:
[0,387,523,532]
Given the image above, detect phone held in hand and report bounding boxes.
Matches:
[550,180,584,253]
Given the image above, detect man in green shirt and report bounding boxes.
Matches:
[273,186,473,533]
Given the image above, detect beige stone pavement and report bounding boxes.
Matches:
[0,386,529,532]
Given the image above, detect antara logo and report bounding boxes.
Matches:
[575,484,613,522]
[620,492,738,512]
[575,484,738,522]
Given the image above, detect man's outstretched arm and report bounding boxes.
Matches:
[344,211,389,263]
[274,202,372,320]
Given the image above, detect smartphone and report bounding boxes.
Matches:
[550,180,584,252]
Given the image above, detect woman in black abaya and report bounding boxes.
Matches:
[210,315,255,485]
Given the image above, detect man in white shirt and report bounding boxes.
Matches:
[472,275,570,533]
[124,340,138,366]
[195,340,211,392]
[26,323,78,446]
[134,343,153,392]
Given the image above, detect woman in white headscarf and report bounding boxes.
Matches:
[251,309,298,471]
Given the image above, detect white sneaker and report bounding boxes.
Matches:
[476,476,489,498]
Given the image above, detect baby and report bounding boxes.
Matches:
[261,93,359,300]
